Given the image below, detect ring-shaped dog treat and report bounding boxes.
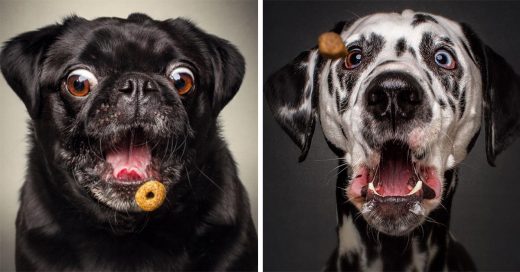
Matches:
[135,180,166,212]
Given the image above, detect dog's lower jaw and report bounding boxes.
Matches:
[326,167,475,271]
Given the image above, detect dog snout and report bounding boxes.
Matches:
[117,74,159,98]
[365,72,424,130]
[114,73,162,114]
[111,73,164,121]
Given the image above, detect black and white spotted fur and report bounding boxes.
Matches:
[266,10,520,271]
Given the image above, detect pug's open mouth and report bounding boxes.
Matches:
[75,127,185,212]
[102,130,161,185]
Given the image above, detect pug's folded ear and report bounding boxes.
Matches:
[462,24,520,166]
[0,23,64,118]
[205,33,245,115]
[165,18,245,116]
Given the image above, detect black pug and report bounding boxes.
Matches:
[0,13,257,271]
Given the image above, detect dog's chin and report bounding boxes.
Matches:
[346,141,443,236]
[69,128,184,213]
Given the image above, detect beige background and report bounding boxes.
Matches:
[0,0,257,270]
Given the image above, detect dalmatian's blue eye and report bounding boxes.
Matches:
[434,49,456,70]
[344,48,363,69]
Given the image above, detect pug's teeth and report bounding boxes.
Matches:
[407,180,423,196]
[368,182,382,196]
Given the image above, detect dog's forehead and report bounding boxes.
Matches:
[343,10,464,45]
[78,20,174,70]
[45,18,206,76]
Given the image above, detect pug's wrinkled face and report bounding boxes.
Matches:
[1,14,244,217]
[52,21,195,213]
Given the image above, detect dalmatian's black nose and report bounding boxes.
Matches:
[365,71,424,131]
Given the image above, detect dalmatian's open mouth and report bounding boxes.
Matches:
[347,141,443,235]
[349,141,442,203]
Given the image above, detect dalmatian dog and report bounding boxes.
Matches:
[265,10,520,271]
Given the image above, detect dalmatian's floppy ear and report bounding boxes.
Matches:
[265,50,321,162]
[462,24,520,166]
[265,21,351,162]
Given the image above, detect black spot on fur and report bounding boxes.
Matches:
[448,97,456,113]
[339,124,348,139]
[312,60,326,114]
[452,80,460,98]
[335,91,341,114]
[438,98,447,109]
[328,72,335,95]
[344,73,359,96]
[339,72,348,94]
[412,14,438,27]
[395,38,406,57]
[441,37,454,46]
[335,66,357,108]
[459,87,466,119]
[424,69,433,84]
[460,38,477,65]
[440,77,451,93]
[312,55,325,99]
[340,96,348,115]
[424,106,433,122]
[408,47,416,58]
[420,32,434,59]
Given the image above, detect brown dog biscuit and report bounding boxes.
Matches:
[318,32,348,59]
[135,180,166,212]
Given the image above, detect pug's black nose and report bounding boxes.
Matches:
[365,71,424,131]
[117,74,159,98]
[115,73,161,118]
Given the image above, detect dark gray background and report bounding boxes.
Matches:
[264,1,520,271]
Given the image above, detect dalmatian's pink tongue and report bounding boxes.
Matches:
[106,145,151,181]
[352,143,440,200]
[377,157,414,196]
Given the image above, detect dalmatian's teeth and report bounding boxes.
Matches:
[368,182,382,196]
[406,180,423,196]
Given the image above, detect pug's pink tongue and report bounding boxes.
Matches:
[105,145,151,181]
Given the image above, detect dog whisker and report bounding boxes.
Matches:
[196,166,224,192]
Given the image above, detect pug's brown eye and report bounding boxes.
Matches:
[168,67,194,95]
[66,69,97,97]
[67,75,90,96]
